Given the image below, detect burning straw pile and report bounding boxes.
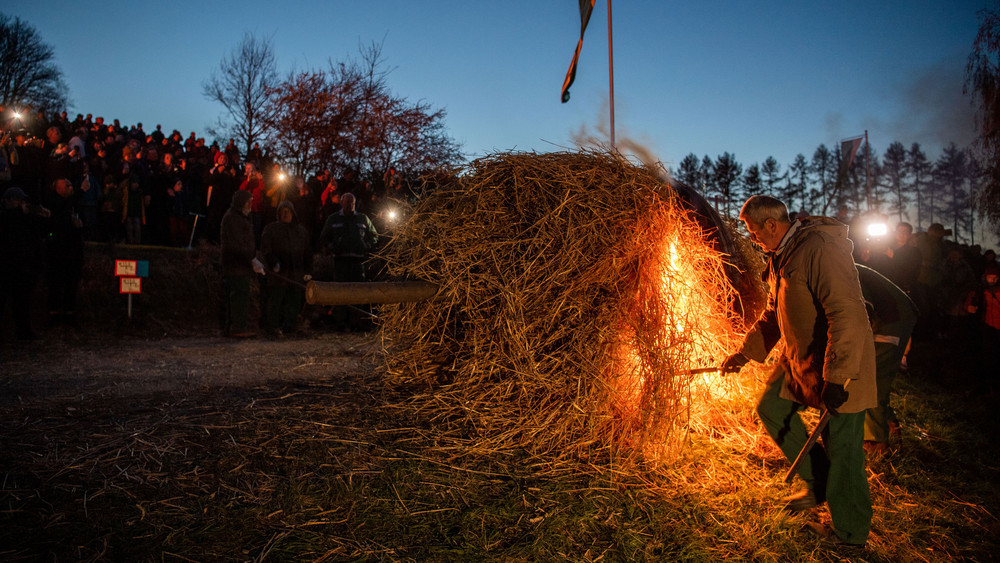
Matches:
[377,150,751,464]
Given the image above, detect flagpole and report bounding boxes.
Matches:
[607,0,615,149]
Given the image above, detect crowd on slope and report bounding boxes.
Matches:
[0,108,412,341]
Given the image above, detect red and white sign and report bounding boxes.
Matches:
[120,277,142,294]
[115,260,137,277]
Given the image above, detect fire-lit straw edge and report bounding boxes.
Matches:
[376,149,770,472]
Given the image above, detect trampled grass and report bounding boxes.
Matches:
[1,333,996,561]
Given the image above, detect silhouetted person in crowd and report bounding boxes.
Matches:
[914,223,949,339]
[260,201,313,337]
[318,192,378,331]
[43,178,85,326]
[206,153,237,243]
[123,175,146,244]
[290,176,319,246]
[0,187,50,341]
[967,264,1000,369]
[239,162,265,244]
[856,264,918,457]
[882,222,920,294]
[220,190,261,338]
[941,247,977,346]
[166,158,191,246]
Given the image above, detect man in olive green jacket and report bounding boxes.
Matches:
[722,196,876,547]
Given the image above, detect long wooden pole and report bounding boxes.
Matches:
[607,0,616,148]
[306,280,438,306]
[865,130,872,210]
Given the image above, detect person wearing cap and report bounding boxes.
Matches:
[0,187,50,340]
[220,190,261,338]
[260,200,313,337]
[721,195,876,548]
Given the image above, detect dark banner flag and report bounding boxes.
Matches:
[839,135,864,178]
[561,0,597,103]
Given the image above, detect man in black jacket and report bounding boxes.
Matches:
[220,190,261,337]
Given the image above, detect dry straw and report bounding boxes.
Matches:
[377,150,755,466]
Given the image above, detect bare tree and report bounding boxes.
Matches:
[0,14,69,115]
[265,68,363,176]
[202,32,277,153]
[966,6,1000,233]
[265,41,462,184]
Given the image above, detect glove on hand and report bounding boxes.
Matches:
[822,381,849,413]
[251,257,266,276]
[720,352,748,374]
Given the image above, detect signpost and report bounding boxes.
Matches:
[115,260,149,319]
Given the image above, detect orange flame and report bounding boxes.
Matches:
[607,203,744,459]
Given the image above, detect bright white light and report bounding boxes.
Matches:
[278,173,286,181]
[866,222,888,238]
[388,210,398,221]
[12,112,21,119]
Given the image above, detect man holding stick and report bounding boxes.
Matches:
[721,196,876,548]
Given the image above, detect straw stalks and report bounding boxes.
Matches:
[377,150,751,466]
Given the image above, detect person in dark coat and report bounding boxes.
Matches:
[883,222,921,294]
[290,176,319,247]
[318,192,378,331]
[43,178,85,326]
[206,153,238,244]
[856,264,918,455]
[260,201,313,336]
[0,187,50,341]
[220,190,260,337]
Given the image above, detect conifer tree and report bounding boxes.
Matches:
[882,142,909,223]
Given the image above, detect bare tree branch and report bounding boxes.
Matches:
[202,31,278,152]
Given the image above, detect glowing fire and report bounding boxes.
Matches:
[608,207,745,458]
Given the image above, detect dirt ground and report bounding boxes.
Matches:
[0,329,393,561]
[1,331,379,408]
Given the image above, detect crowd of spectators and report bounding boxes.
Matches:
[854,217,1000,366]
[0,106,414,340]
[0,107,413,249]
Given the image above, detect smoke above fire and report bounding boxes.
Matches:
[828,55,978,154]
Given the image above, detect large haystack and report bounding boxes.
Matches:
[377,150,752,464]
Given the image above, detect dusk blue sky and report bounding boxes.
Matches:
[3,1,990,171]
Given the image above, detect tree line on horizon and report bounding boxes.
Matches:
[670,141,989,245]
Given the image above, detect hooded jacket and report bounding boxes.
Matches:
[220,190,256,277]
[739,216,877,412]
